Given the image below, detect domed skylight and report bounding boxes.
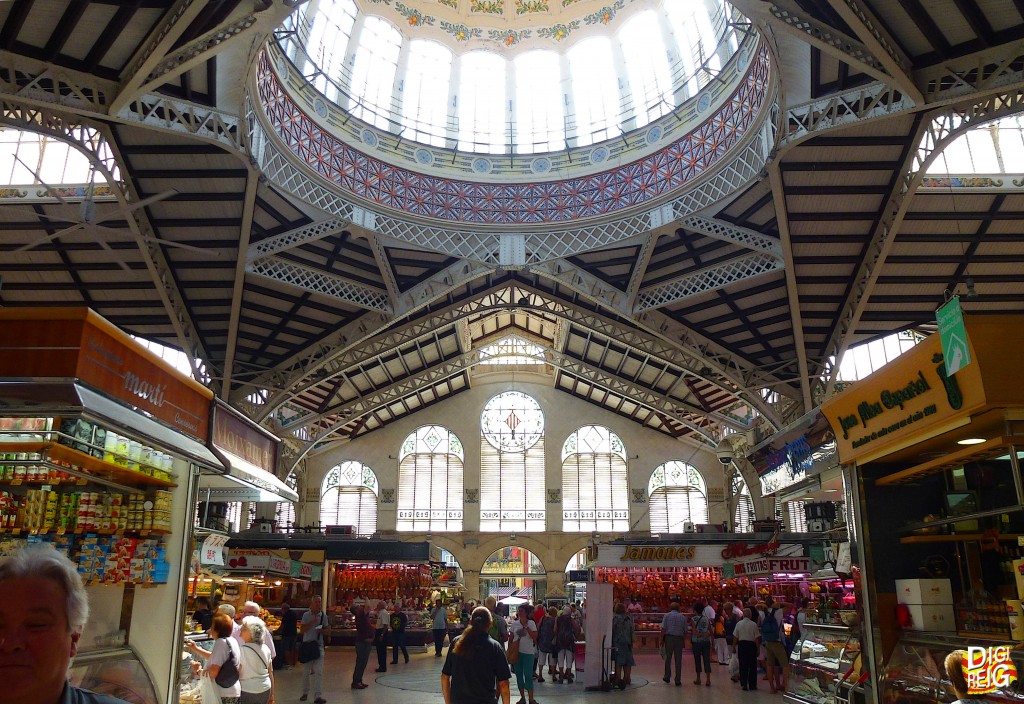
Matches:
[278,0,742,155]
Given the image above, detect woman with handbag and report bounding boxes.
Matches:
[239,616,275,704]
[189,612,242,704]
[509,604,539,704]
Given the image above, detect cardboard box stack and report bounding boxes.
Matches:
[896,578,956,632]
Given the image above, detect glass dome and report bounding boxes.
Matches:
[277,0,742,156]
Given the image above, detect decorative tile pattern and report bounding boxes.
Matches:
[437,0,458,7]
[256,44,770,225]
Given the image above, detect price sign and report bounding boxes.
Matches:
[201,534,229,565]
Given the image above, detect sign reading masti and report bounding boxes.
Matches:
[0,308,213,441]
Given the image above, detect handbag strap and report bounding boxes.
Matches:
[243,642,269,671]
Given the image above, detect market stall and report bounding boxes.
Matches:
[821,313,1024,704]
[0,307,222,704]
[594,543,756,650]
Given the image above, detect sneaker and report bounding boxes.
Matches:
[351,683,368,690]
[663,677,670,684]
[300,696,308,702]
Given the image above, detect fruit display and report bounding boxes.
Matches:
[333,563,433,603]
[596,567,751,610]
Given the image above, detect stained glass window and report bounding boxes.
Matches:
[397,425,464,531]
[561,425,629,531]
[480,392,545,531]
[320,461,378,536]
[648,461,709,532]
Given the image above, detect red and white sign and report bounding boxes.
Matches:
[201,534,229,566]
[733,557,810,577]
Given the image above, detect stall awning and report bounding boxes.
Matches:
[200,448,298,503]
[0,381,224,470]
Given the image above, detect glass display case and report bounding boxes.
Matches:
[69,647,161,704]
[328,608,435,646]
[628,612,666,650]
[786,623,862,704]
[879,632,1024,704]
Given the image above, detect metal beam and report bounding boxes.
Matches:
[109,0,206,114]
[247,218,349,260]
[634,252,784,312]
[291,345,728,464]
[781,41,1024,150]
[252,281,783,431]
[679,215,782,256]
[117,1,298,110]
[732,0,896,89]
[826,0,922,103]
[246,255,392,313]
[367,234,401,312]
[393,258,498,317]
[220,168,260,400]
[769,164,813,414]
[820,87,1024,396]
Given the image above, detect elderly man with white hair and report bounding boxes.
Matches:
[0,545,130,704]
[240,600,278,661]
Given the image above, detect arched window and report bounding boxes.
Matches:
[561,425,629,532]
[400,40,453,146]
[480,391,545,531]
[648,461,708,532]
[299,0,358,96]
[347,16,402,129]
[567,38,621,146]
[733,479,754,533]
[619,11,673,127]
[458,51,507,153]
[397,425,464,531]
[320,461,378,536]
[513,51,565,152]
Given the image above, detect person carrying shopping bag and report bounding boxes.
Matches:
[509,604,539,704]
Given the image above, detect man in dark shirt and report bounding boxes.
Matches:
[278,601,299,669]
[352,604,375,689]
[390,609,409,664]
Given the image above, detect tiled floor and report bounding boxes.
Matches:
[272,647,784,704]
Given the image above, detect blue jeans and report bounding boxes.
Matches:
[514,652,536,693]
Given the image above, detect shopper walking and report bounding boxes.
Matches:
[553,606,577,683]
[733,607,760,691]
[278,602,298,669]
[536,606,557,682]
[485,596,509,651]
[689,600,712,686]
[299,595,327,703]
[510,603,539,704]
[441,606,512,704]
[660,600,686,685]
[611,602,635,688]
[432,599,450,657]
[351,603,375,690]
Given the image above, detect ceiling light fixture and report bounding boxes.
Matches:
[957,437,987,445]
